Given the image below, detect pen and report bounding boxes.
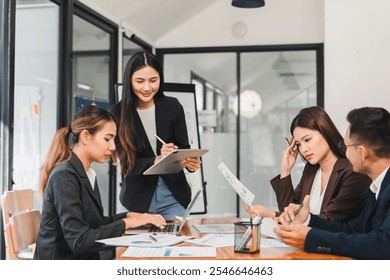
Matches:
[287,202,304,225]
[154,134,166,145]
[149,234,158,242]
[249,217,254,251]
[285,137,297,153]
[236,216,261,251]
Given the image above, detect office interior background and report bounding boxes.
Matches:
[0,0,389,260]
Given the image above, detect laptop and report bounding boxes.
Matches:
[125,186,203,235]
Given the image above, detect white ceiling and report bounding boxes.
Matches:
[80,0,220,43]
[76,0,319,110]
[79,0,324,48]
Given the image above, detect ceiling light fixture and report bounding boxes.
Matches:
[232,90,262,118]
[231,0,265,8]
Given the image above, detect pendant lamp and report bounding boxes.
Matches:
[231,0,265,8]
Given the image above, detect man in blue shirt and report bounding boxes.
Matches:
[275,107,390,259]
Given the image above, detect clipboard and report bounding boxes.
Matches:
[143,149,209,175]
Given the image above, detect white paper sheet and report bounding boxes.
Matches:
[192,224,235,233]
[218,162,255,207]
[261,238,291,248]
[186,234,234,247]
[260,217,279,239]
[122,246,217,258]
[96,233,193,248]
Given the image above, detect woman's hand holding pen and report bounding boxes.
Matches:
[160,143,178,156]
[274,196,311,248]
[277,195,310,225]
[280,137,299,178]
[182,157,201,172]
[153,134,201,172]
[155,143,178,163]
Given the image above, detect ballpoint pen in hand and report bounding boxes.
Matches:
[154,134,166,145]
[285,137,297,153]
[287,202,304,225]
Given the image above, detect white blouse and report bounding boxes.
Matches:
[309,168,327,215]
[137,104,157,155]
[86,167,96,190]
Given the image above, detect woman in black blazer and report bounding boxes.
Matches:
[34,106,165,260]
[111,51,201,220]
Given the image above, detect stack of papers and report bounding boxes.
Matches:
[122,246,217,258]
[186,234,234,247]
[261,238,291,248]
[192,224,235,233]
[185,233,290,248]
[96,233,193,248]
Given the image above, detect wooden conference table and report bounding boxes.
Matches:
[116,218,351,260]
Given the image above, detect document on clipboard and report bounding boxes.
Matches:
[217,162,255,207]
[143,149,209,175]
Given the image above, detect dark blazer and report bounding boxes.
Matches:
[271,158,371,222]
[305,168,390,259]
[34,153,126,260]
[111,96,192,213]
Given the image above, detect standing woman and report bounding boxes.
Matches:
[111,51,201,220]
[34,105,165,260]
[246,106,371,222]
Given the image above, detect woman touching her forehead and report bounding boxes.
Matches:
[246,106,371,223]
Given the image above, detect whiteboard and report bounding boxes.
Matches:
[115,83,207,214]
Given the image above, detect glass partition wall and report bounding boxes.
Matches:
[11,0,118,215]
[238,51,318,216]
[160,46,322,218]
[2,0,119,259]
[72,13,116,216]
[163,52,238,217]
[13,0,60,208]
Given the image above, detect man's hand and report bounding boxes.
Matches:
[274,223,311,248]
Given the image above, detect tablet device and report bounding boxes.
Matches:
[143,149,209,175]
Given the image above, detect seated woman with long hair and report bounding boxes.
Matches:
[34,105,166,260]
[246,106,371,223]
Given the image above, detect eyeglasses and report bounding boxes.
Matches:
[338,140,360,150]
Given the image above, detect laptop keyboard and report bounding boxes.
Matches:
[148,224,177,233]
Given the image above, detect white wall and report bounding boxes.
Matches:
[324,0,390,133]
[156,0,324,47]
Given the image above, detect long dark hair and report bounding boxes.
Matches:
[117,51,164,175]
[39,105,116,196]
[290,106,345,158]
